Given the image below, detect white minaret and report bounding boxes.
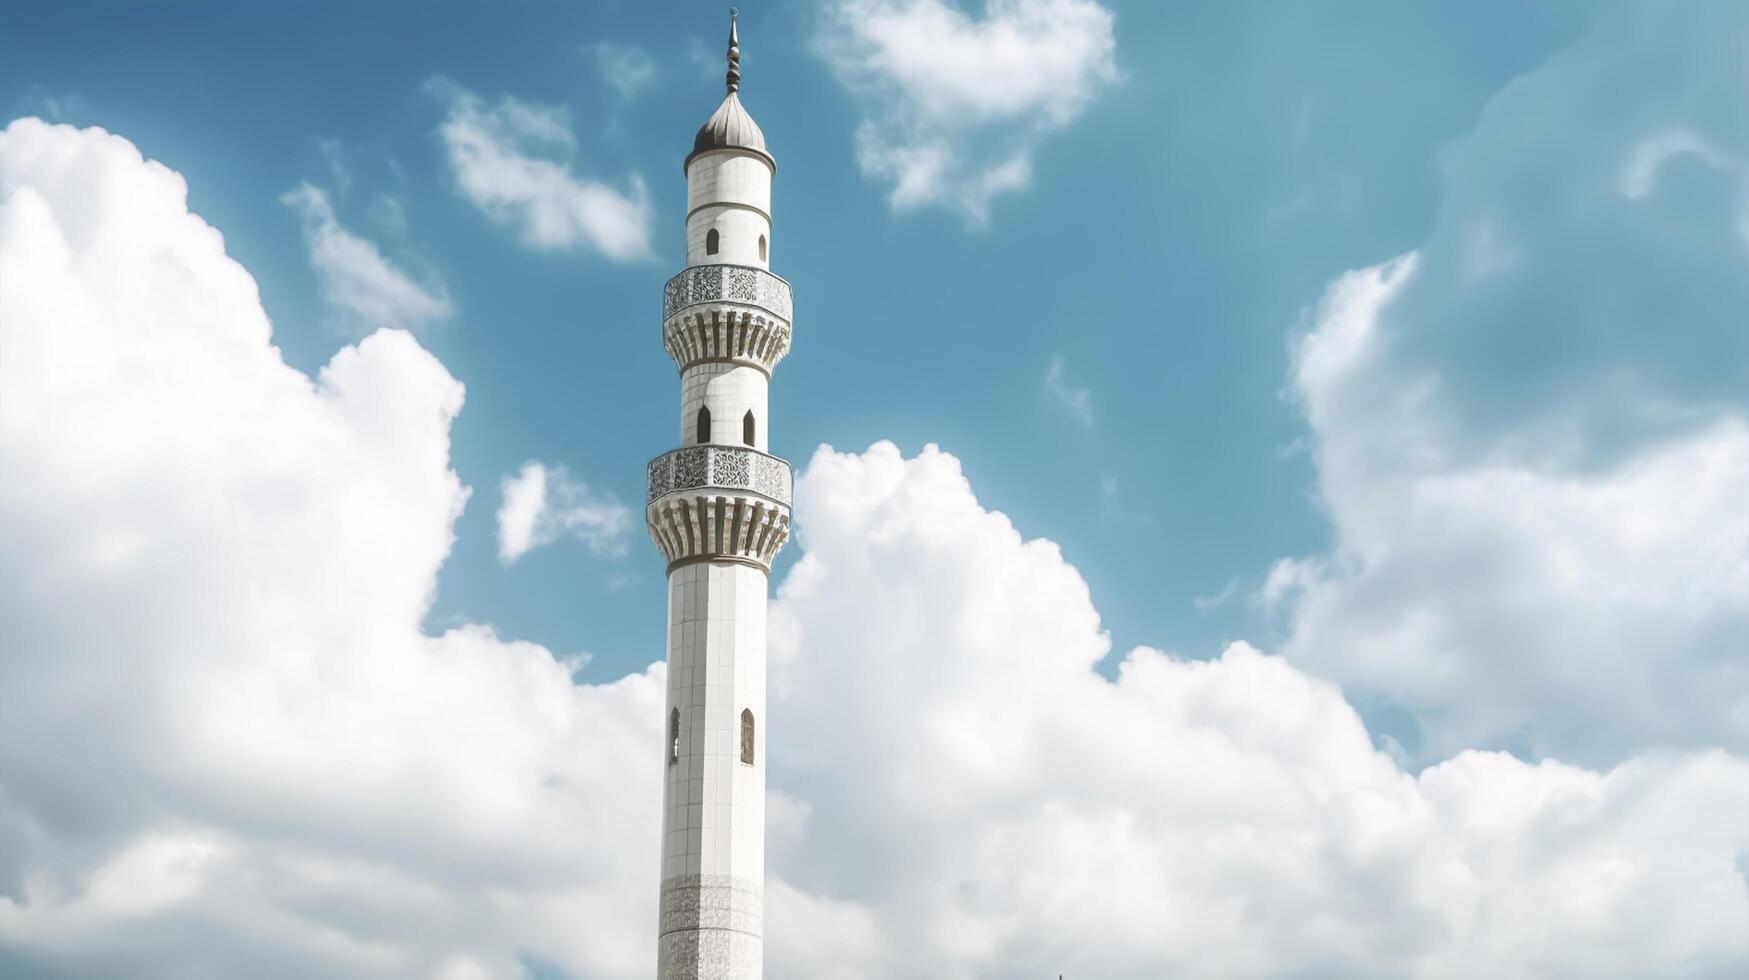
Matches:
[648,12,791,979]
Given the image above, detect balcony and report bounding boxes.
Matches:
[663,264,792,323]
[647,444,792,506]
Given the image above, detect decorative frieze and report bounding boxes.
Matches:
[659,874,763,940]
[658,873,764,980]
[648,445,792,505]
[663,264,792,323]
[658,929,762,980]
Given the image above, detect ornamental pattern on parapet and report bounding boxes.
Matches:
[751,453,789,501]
[674,446,708,491]
[647,453,673,500]
[715,447,751,486]
[663,265,792,322]
[647,445,792,505]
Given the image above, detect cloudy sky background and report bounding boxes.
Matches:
[2,1,1746,977]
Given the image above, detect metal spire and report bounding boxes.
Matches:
[726,8,741,94]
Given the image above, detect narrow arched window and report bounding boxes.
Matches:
[670,707,680,764]
[742,410,755,447]
[706,229,719,255]
[757,234,767,261]
[740,709,755,766]
[696,406,711,443]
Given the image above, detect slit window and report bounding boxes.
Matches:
[758,234,767,262]
[706,229,719,255]
[670,708,680,764]
[742,411,756,447]
[740,709,755,766]
[696,406,711,443]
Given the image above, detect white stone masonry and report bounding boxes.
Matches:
[649,15,789,980]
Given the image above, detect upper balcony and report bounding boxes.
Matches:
[663,264,792,324]
[647,444,792,507]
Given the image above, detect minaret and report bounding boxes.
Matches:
[647,11,791,979]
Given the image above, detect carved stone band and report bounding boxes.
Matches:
[663,264,792,323]
[663,308,791,375]
[646,493,791,573]
[647,445,792,505]
[659,874,763,940]
[657,875,763,980]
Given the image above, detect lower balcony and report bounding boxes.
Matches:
[646,445,793,572]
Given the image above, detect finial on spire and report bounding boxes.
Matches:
[726,8,741,94]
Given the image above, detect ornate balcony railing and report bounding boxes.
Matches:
[647,444,792,506]
[663,264,792,323]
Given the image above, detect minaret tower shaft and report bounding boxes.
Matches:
[648,12,791,979]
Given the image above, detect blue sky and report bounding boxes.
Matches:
[1,0,1600,677]
[2,2,1746,977]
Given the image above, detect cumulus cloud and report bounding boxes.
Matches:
[430,79,653,260]
[817,0,1119,222]
[496,459,633,563]
[3,118,1746,980]
[0,117,659,979]
[1265,2,1749,767]
[765,443,1749,978]
[283,182,451,335]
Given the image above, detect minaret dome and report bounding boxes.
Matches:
[684,10,776,269]
[686,10,775,172]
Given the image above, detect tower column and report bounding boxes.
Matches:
[657,560,768,973]
[650,13,790,980]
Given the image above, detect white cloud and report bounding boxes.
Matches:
[3,117,1747,980]
[1276,254,1749,766]
[0,117,659,979]
[818,0,1119,222]
[1264,3,1749,768]
[282,182,451,335]
[430,80,653,260]
[765,442,1749,978]
[496,459,633,563]
[1043,354,1093,426]
[594,43,657,100]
